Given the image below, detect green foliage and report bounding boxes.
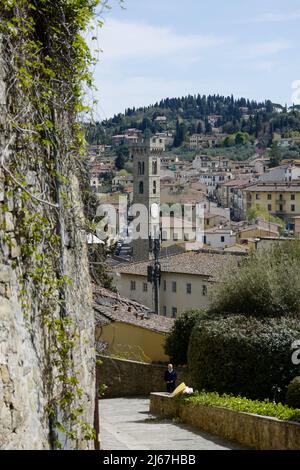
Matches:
[223,135,236,147]
[174,120,187,147]
[222,132,250,147]
[269,142,282,167]
[246,207,285,231]
[187,315,300,400]
[211,241,300,318]
[165,309,206,365]
[235,131,250,145]
[117,169,129,176]
[181,390,300,423]
[286,377,300,409]
[115,145,129,170]
[98,383,108,398]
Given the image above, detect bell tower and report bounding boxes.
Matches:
[131,140,161,261]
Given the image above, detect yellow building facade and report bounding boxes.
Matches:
[244,183,300,227]
[96,321,170,363]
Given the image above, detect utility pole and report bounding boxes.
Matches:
[148,233,161,315]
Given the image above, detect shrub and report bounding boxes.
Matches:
[211,241,300,318]
[286,377,300,409]
[180,391,300,423]
[188,315,300,400]
[165,309,206,365]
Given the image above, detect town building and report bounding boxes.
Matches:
[243,182,300,228]
[112,175,133,192]
[111,252,242,317]
[259,163,300,183]
[202,228,236,249]
[94,286,173,362]
[218,179,253,220]
[189,134,225,150]
[198,171,232,196]
[192,155,230,172]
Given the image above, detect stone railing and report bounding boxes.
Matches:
[150,392,300,450]
[97,355,189,398]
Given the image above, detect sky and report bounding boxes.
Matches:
[90,0,300,119]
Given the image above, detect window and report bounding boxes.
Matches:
[256,194,260,200]
[163,306,167,316]
[268,204,272,211]
[268,194,272,200]
[221,236,225,243]
[291,194,295,201]
[172,281,177,293]
[291,205,295,212]
[202,285,207,296]
[138,162,145,175]
[163,280,167,291]
[162,230,168,241]
[279,204,283,212]
[130,280,136,291]
[143,283,148,292]
[172,307,177,318]
[203,235,207,244]
[186,283,192,294]
[153,180,157,195]
[139,181,144,194]
[279,194,283,201]
[152,160,157,175]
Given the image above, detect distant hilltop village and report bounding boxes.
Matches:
[85,93,300,318]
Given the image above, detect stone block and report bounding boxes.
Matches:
[10,239,20,258]
[0,364,10,384]
[4,212,14,231]
[0,265,12,283]
[7,196,13,212]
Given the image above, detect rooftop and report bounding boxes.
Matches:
[112,251,243,280]
[93,286,174,334]
[244,182,300,192]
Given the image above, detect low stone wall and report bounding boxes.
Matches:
[97,355,189,398]
[150,393,300,450]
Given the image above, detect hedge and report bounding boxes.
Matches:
[188,315,300,401]
[286,377,300,409]
[180,390,300,423]
[165,309,206,365]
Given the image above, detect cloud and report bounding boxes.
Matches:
[98,18,230,62]
[246,60,280,73]
[255,10,300,23]
[244,40,291,59]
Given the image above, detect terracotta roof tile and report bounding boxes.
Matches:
[93,286,174,334]
[112,252,243,281]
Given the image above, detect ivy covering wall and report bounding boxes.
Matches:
[0,0,101,449]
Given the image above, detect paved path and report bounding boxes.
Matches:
[99,397,242,450]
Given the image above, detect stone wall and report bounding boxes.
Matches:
[150,393,300,450]
[97,355,190,398]
[0,35,95,449]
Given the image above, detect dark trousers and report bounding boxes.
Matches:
[166,382,176,393]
